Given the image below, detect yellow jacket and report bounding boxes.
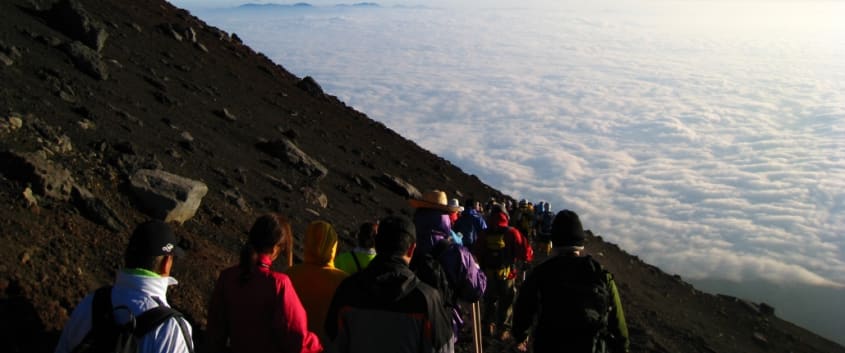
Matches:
[287,221,349,343]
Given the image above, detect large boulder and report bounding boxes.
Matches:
[129,169,208,224]
[256,138,328,180]
[0,151,74,201]
[43,0,108,52]
[61,41,108,80]
[374,173,421,199]
[296,76,325,98]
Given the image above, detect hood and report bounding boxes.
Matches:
[303,220,338,266]
[491,210,509,227]
[413,208,452,255]
[359,255,419,303]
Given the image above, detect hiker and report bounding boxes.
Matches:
[510,199,536,242]
[532,202,555,265]
[512,210,629,353]
[287,220,349,347]
[325,215,454,353]
[334,221,378,274]
[453,198,487,248]
[409,190,486,341]
[55,220,194,353]
[474,203,533,341]
[205,214,321,353]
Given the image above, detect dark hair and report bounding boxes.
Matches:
[357,222,378,249]
[125,254,166,272]
[375,216,416,256]
[239,213,292,283]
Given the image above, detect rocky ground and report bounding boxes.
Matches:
[1,1,843,352]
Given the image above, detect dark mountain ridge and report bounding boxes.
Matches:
[0,0,842,352]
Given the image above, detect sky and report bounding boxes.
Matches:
[172,0,845,341]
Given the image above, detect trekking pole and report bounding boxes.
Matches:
[472,301,483,353]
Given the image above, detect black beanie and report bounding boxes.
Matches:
[551,210,585,247]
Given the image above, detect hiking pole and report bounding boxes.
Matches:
[472,301,483,353]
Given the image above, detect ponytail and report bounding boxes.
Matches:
[239,243,259,284]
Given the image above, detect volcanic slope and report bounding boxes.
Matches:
[0,1,843,353]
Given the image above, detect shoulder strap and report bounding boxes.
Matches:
[91,286,114,328]
[70,286,115,353]
[351,252,362,272]
[135,298,195,353]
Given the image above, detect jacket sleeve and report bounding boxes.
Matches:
[607,274,630,353]
[54,294,94,353]
[275,276,323,353]
[509,228,533,263]
[204,275,228,353]
[511,269,539,343]
[453,246,486,302]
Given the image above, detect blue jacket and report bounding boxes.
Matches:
[453,209,487,248]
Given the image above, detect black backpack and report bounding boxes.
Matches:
[557,256,613,352]
[411,238,457,308]
[71,286,194,353]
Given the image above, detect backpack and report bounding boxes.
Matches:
[558,256,613,352]
[537,211,554,237]
[411,242,456,308]
[480,226,512,272]
[72,286,194,353]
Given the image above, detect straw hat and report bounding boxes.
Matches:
[448,198,464,212]
[408,190,461,213]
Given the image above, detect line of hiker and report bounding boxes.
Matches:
[55,189,629,353]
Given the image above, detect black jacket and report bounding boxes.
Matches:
[325,255,454,353]
[512,254,629,353]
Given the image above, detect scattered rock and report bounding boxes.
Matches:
[759,302,775,316]
[296,76,325,97]
[43,0,109,52]
[71,185,126,231]
[195,42,208,53]
[20,251,31,265]
[263,173,293,191]
[61,41,108,80]
[22,187,39,211]
[234,168,247,184]
[256,138,328,180]
[352,174,375,191]
[0,151,74,201]
[180,131,194,142]
[752,332,768,346]
[302,186,328,208]
[0,53,12,66]
[374,173,421,199]
[1,116,23,133]
[129,169,208,224]
[222,188,250,212]
[215,108,237,121]
[77,119,95,130]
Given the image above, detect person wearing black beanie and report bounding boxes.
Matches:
[512,210,630,353]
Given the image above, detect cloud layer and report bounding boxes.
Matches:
[191,1,845,288]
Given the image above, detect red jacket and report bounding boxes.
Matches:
[475,211,533,279]
[206,254,322,353]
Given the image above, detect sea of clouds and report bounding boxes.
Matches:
[182,0,845,341]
